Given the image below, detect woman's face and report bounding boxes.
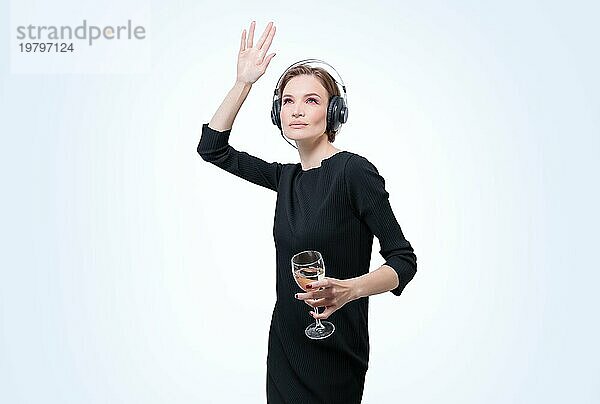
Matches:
[280,75,329,142]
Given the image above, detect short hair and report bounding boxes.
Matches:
[278,64,342,143]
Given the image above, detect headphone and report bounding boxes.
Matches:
[271,58,349,149]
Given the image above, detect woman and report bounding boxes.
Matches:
[197,20,417,404]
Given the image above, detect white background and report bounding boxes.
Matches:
[2,0,599,403]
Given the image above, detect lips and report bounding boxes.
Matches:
[290,122,308,128]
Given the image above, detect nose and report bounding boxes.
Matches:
[291,104,304,118]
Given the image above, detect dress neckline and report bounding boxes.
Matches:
[299,150,346,172]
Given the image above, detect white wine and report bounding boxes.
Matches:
[290,250,335,339]
[293,266,324,291]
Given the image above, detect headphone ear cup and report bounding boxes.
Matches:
[340,101,348,124]
[327,96,344,133]
[271,99,281,129]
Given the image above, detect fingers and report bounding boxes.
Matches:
[305,298,327,308]
[248,20,255,48]
[239,29,246,53]
[296,288,331,301]
[259,28,276,65]
[263,52,276,68]
[307,277,331,290]
[311,306,334,320]
[257,21,274,50]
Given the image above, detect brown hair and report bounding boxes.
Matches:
[278,64,342,143]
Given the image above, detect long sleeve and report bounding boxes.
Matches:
[197,123,283,192]
[344,154,417,296]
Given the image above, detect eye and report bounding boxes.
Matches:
[282,97,319,104]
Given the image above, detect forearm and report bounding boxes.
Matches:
[208,81,253,132]
[350,264,399,300]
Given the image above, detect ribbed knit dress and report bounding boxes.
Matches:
[197,123,417,404]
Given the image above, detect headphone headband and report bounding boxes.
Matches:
[273,58,347,106]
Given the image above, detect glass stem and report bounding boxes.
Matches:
[314,306,324,329]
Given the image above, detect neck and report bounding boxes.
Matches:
[296,134,341,170]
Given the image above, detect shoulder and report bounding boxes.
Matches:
[343,151,388,196]
[342,152,389,214]
[280,162,299,172]
[343,151,381,180]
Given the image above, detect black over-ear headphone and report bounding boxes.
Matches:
[271,58,349,149]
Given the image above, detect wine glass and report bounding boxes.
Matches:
[291,250,335,339]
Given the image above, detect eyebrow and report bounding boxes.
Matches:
[282,93,322,98]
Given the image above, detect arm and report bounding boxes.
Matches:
[349,264,399,300]
[197,21,282,191]
[207,80,252,132]
[197,123,283,192]
[344,154,417,297]
[297,160,416,318]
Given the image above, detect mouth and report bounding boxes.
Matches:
[290,124,308,129]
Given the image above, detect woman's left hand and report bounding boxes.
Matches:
[295,277,357,320]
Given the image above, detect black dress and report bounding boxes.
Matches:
[198,123,417,404]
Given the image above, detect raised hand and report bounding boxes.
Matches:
[237,21,277,85]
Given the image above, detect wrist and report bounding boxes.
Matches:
[349,277,363,301]
[234,79,253,88]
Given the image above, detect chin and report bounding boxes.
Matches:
[284,129,319,139]
[284,131,310,140]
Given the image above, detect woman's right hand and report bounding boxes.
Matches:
[236,21,277,85]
